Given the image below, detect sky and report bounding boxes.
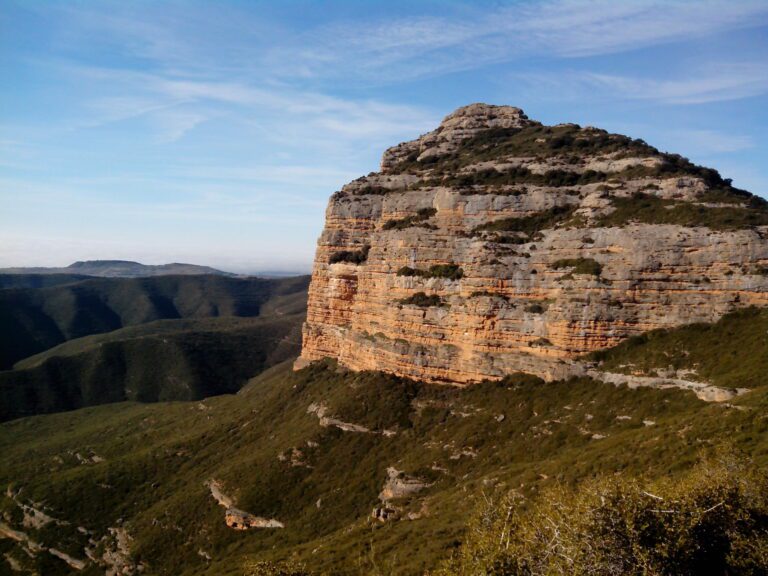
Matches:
[2,1,768,274]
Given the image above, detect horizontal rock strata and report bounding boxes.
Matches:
[297,103,768,384]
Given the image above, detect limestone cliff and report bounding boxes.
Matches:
[296,103,768,384]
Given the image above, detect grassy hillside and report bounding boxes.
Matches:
[0,315,304,422]
[588,306,768,389]
[0,274,309,369]
[1,357,767,575]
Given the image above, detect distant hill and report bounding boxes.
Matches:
[0,259,235,278]
[0,273,94,289]
[0,315,304,422]
[0,274,310,370]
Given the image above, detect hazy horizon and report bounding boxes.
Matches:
[0,257,311,276]
[3,0,768,271]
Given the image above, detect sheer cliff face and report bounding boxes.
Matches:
[297,103,768,384]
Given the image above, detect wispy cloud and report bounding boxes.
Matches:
[61,64,437,145]
[265,0,768,83]
[511,62,768,105]
[577,64,768,105]
[667,130,755,155]
[40,0,768,85]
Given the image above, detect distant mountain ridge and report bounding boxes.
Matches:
[0,274,309,370]
[0,274,310,421]
[0,259,235,278]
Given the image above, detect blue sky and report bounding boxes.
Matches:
[2,1,767,273]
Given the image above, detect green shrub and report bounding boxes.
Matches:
[599,193,768,230]
[354,185,390,195]
[393,125,661,174]
[399,292,445,307]
[383,207,437,230]
[244,560,312,576]
[397,263,464,280]
[472,206,576,238]
[434,454,768,576]
[470,291,509,301]
[551,257,603,276]
[429,264,464,280]
[430,167,609,189]
[328,245,370,264]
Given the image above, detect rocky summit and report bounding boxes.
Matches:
[297,103,768,386]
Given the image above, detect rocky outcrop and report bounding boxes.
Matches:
[378,467,430,502]
[380,103,532,170]
[297,103,768,385]
[306,402,398,435]
[372,467,430,523]
[206,480,284,530]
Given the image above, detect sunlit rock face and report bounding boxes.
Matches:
[297,103,768,384]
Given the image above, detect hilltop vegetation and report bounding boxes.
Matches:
[0,274,309,370]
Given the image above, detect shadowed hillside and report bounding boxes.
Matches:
[0,274,94,289]
[0,315,304,422]
[0,274,309,370]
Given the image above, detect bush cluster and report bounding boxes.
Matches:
[598,193,768,230]
[397,263,464,280]
[472,206,576,238]
[398,291,445,307]
[551,257,603,276]
[434,454,768,576]
[328,245,370,265]
[244,560,311,576]
[383,207,437,230]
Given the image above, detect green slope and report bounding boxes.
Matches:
[1,358,767,575]
[0,315,304,422]
[588,306,768,389]
[0,274,309,369]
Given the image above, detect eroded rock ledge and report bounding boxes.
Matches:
[206,480,284,530]
[297,103,768,387]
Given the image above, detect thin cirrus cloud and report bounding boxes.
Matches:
[50,1,768,85]
[63,65,437,144]
[511,62,768,106]
[665,130,755,155]
[579,64,768,105]
[266,0,768,83]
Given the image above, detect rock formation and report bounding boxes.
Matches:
[297,103,768,384]
[206,480,284,530]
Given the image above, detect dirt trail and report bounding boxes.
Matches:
[587,369,749,402]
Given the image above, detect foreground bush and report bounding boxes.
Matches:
[435,455,768,576]
[244,560,312,576]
